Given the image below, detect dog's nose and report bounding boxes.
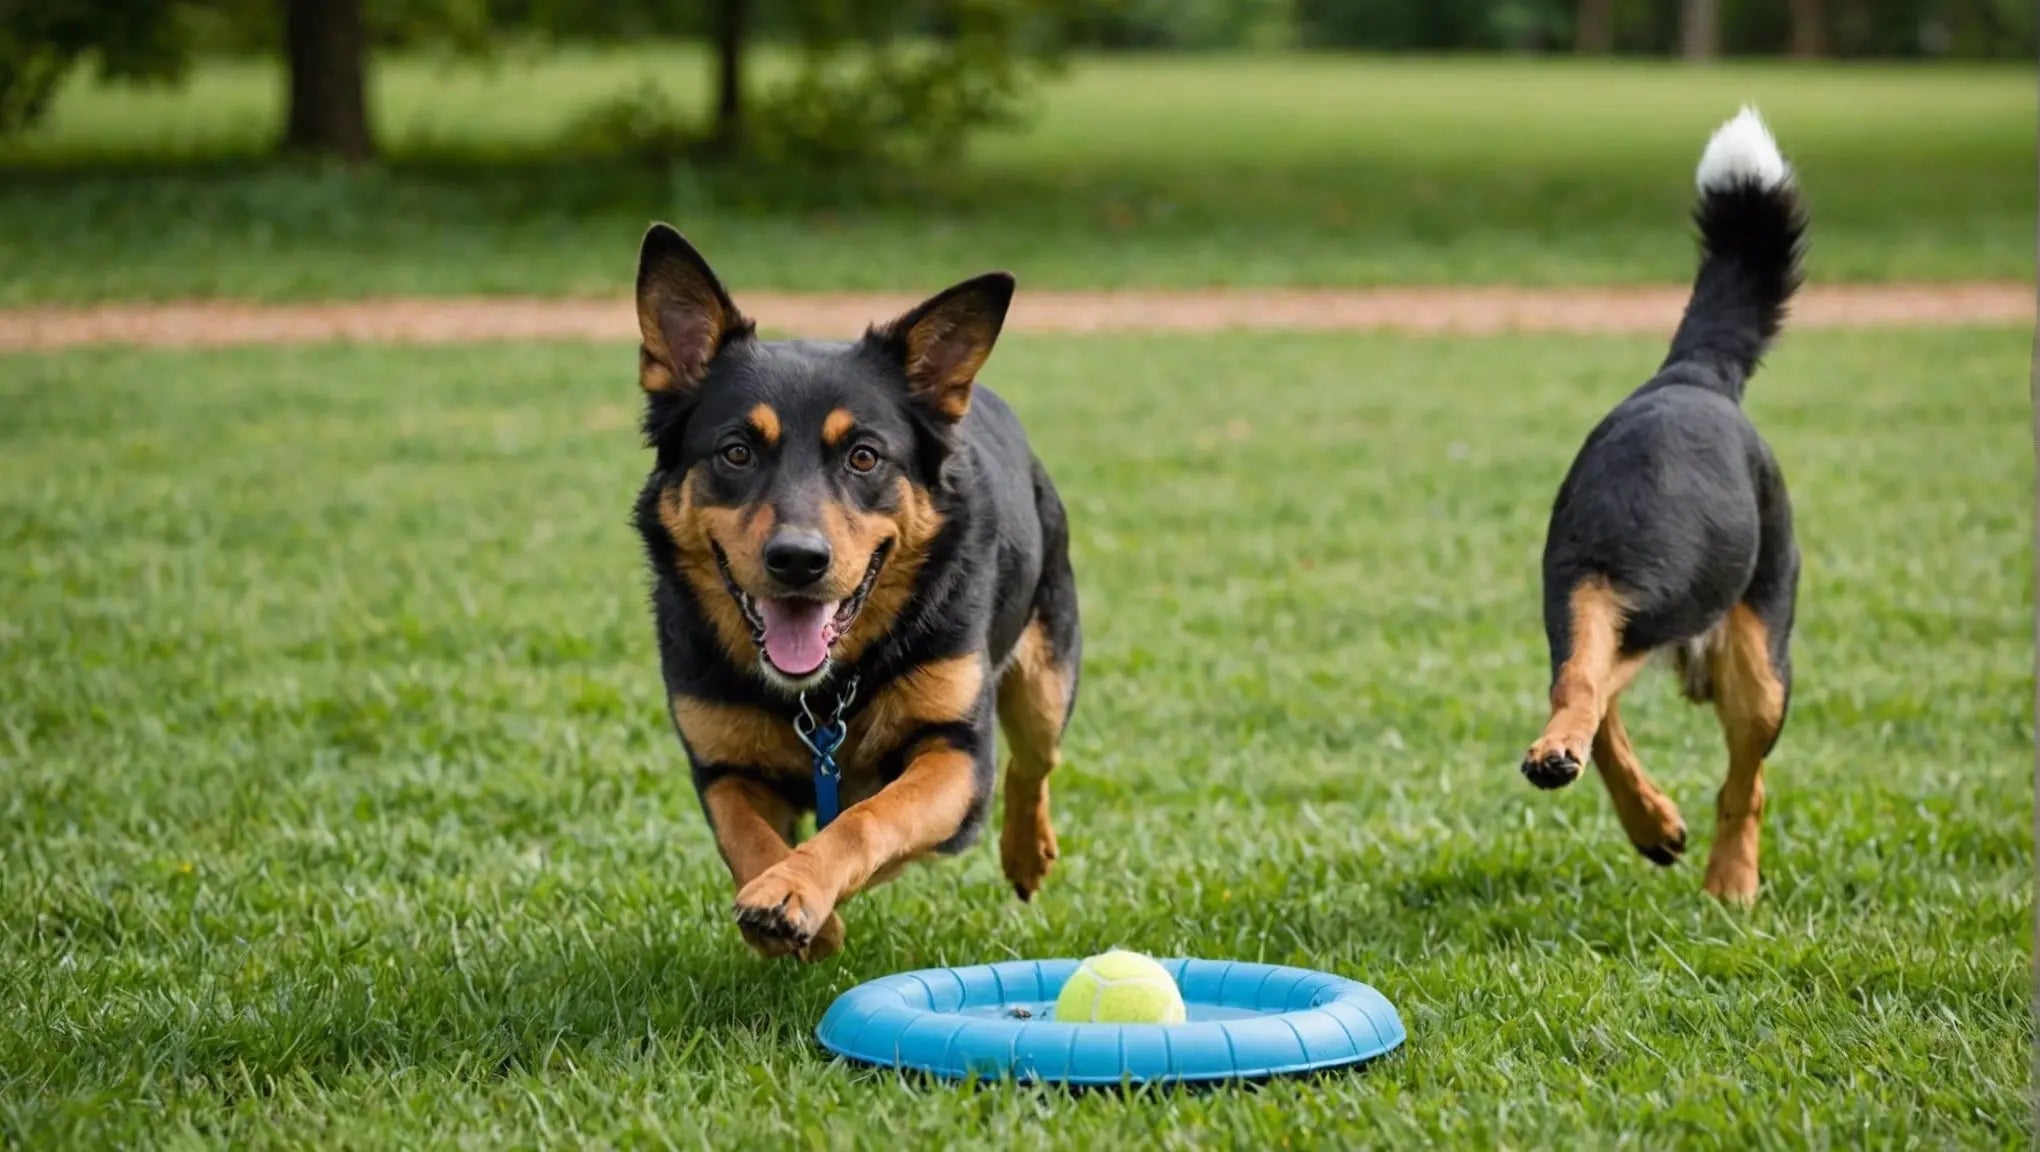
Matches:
[763,530,832,587]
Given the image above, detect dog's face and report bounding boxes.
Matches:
[635,224,1013,691]
[660,342,934,691]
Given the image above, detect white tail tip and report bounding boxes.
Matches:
[1696,106,1791,193]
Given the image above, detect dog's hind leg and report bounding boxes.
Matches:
[1524,576,1646,790]
[1591,696,1688,865]
[996,615,1077,902]
[1703,459,1796,906]
[997,463,1080,902]
[1701,601,1789,906]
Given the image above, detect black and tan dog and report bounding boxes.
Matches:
[630,225,1078,961]
[1519,108,1806,906]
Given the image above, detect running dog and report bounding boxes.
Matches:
[631,225,1079,960]
[1519,108,1807,906]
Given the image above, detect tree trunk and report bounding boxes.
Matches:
[1574,0,1614,53]
[283,0,373,160]
[1787,0,1828,57]
[1679,0,1720,61]
[711,0,745,153]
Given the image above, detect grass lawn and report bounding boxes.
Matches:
[0,325,2030,1147]
[0,50,2031,303]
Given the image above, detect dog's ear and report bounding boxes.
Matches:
[873,272,1015,423]
[636,224,751,395]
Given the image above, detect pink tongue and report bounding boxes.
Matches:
[758,598,839,676]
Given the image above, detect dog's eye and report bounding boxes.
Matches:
[720,443,754,468]
[847,446,881,474]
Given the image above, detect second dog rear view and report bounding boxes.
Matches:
[1519,108,1808,907]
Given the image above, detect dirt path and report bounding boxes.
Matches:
[0,283,2027,352]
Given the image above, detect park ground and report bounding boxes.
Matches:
[0,52,2030,1149]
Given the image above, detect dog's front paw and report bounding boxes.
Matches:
[734,861,839,959]
[797,912,847,964]
[1520,736,1585,790]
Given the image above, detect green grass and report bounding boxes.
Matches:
[0,49,2031,303]
[0,324,2029,1147]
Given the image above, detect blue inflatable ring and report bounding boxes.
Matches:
[815,957,1405,1084]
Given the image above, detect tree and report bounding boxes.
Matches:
[283,0,373,160]
[466,0,1083,166]
[1,0,377,157]
[1574,0,1612,52]
[0,0,499,157]
[1787,0,1827,56]
[709,0,745,154]
[1679,0,1719,59]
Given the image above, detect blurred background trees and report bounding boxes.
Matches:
[2,0,2031,161]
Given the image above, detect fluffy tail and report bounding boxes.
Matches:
[1661,107,1808,397]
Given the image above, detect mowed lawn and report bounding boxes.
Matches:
[0,51,2031,302]
[0,326,2029,1147]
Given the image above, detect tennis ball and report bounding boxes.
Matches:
[1053,949,1186,1025]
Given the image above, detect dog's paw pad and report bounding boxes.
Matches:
[734,905,810,959]
[794,913,846,964]
[733,870,833,957]
[734,901,808,943]
[1520,749,1584,790]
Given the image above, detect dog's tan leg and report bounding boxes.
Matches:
[1524,577,1645,789]
[701,776,846,961]
[1703,604,1786,906]
[1591,696,1688,866]
[996,619,1074,901]
[732,739,979,956]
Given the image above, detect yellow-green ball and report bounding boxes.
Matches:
[1053,949,1187,1025]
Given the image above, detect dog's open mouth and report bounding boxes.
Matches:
[714,540,891,680]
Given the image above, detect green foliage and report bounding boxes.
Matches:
[179,0,522,55]
[0,0,506,138]
[0,326,2029,1146]
[1297,0,1569,52]
[0,0,1081,167]
[555,2,1083,170]
[1066,0,1294,51]
[5,0,2032,147]
[744,52,1019,169]
[749,29,1051,167]
[559,80,699,164]
[0,0,198,133]
[1,54,2029,301]
[1827,0,2037,59]
[1252,0,2036,56]
[743,1,1083,169]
